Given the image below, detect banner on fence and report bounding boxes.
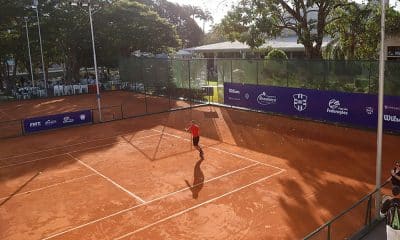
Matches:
[23,110,92,133]
[224,83,400,132]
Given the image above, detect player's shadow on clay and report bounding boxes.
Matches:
[185,159,204,199]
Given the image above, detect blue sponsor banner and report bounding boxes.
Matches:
[23,110,92,133]
[224,82,400,132]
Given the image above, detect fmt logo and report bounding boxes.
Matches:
[29,122,41,128]
[293,94,308,112]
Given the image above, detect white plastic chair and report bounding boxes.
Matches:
[63,85,72,95]
[81,84,88,94]
[73,85,81,94]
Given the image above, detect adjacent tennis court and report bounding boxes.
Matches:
[0,106,399,239]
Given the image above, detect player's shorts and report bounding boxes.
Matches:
[193,136,200,146]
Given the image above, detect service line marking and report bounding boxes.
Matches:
[0,133,162,169]
[0,130,160,161]
[151,129,285,172]
[113,170,285,240]
[41,162,270,239]
[67,153,146,204]
[0,174,96,201]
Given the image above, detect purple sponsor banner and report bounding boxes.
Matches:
[224,82,400,132]
[23,110,92,133]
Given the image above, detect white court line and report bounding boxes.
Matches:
[0,142,122,169]
[209,146,284,171]
[150,129,285,172]
[113,170,285,240]
[0,133,162,169]
[0,174,96,201]
[67,153,146,204]
[41,162,262,240]
[0,109,13,120]
[0,130,160,161]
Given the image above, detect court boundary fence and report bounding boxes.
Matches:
[303,181,390,240]
[0,96,209,139]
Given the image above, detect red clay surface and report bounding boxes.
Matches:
[0,91,192,123]
[0,105,399,240]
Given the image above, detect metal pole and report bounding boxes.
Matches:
[375,0,387,217]
[89,3,103,122]
[24,18,35,87]
[34,4,47,92]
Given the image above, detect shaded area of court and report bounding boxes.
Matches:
[0,91,196,138]
[0,106,399,239]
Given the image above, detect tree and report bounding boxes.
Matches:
[265,49,288,60]
[204,24,228,44]
[0,0,181,86]
[137,0,205,48]
[325,2,400,60]
[220,0,349,59]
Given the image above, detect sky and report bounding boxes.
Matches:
[167,0,240,32]
[167,0,399,33]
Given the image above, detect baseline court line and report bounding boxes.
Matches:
[67,153,146,204]
[0,131,161,161]
[113,170,285,240]
[0,133,162,169]
[0,174,96,201]
[41,162,263,240]
[150,129,285,172]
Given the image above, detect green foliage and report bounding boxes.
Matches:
[265,49,288,60]
[220,0,348,59]
[137,0,205,47]
[0,0,181,87]
[326,2,400,60]
[203,24,227,44]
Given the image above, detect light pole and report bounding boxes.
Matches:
[375,0,388,217]
[24,17,35,87]
[71,0,103,122]
[32,0,47,92]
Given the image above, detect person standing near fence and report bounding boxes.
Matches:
[381,186,400,240]
[185,120,204,160]
[391,161,400,188]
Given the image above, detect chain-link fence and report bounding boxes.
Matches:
[304,181,391,240]
[0,57,399,139]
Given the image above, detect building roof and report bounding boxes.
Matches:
[185,36,331,53]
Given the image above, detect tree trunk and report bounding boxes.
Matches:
[304,44,323,59]
[65,52,81,84]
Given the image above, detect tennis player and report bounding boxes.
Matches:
[185,120,204,159]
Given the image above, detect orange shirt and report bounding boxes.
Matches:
[189,124,200,137]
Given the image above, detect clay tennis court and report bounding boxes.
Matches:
[0,91,193,122]
[0,103,399,239]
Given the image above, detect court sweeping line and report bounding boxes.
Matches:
[150,129,286,172]
[41,162,263,240]
[0,133,162,169]
[113,170,285,240]
[0,174,96,201]
[0,131,161,161]
[67,153,146,204]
